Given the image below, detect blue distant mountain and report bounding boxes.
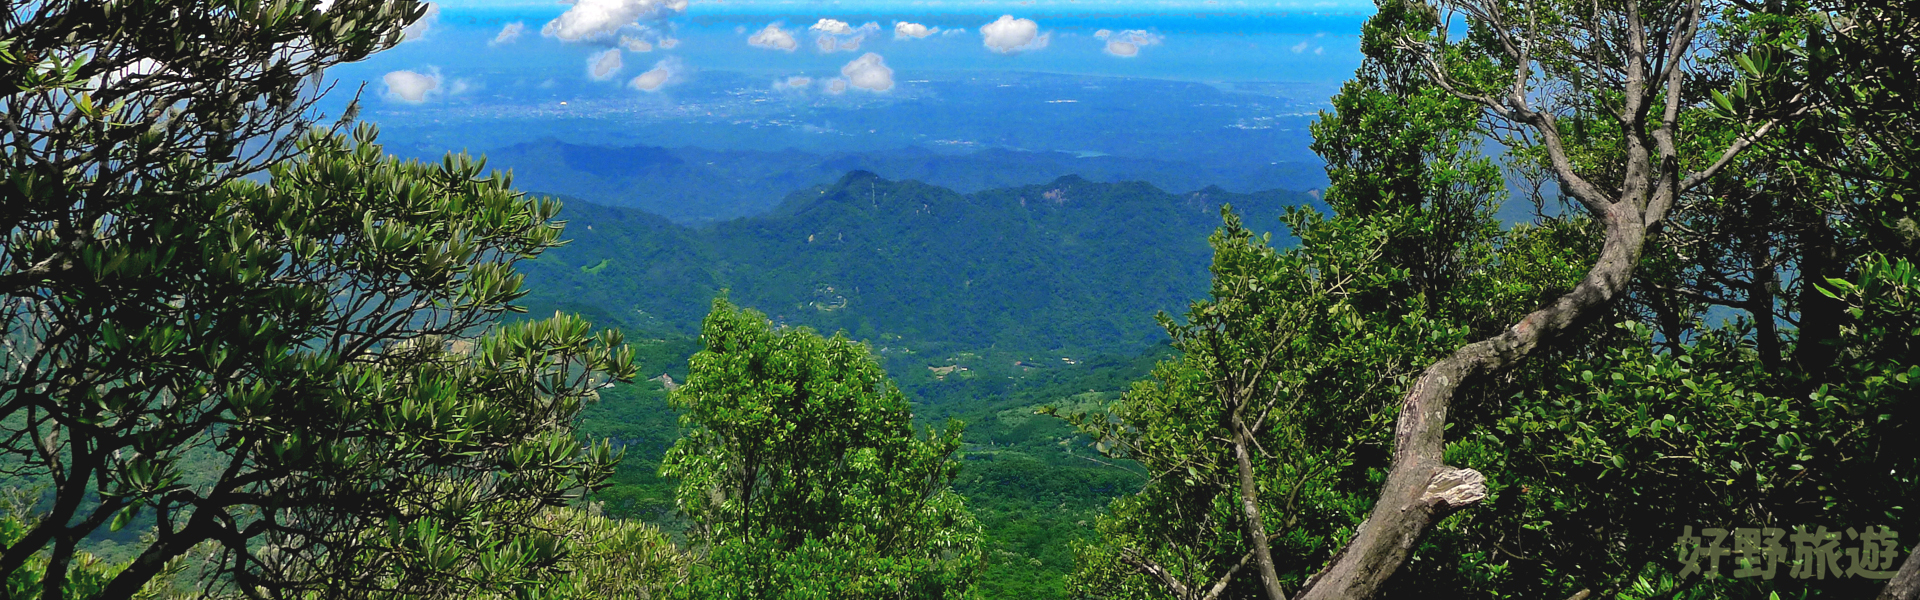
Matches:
[485,138,1328,223]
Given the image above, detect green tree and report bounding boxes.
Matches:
[661,299,984,600]
[1055,0,1920,597]
[0,123,637,598]
[0,0,423,272]
[0,1,652,596]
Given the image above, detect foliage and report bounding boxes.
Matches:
[0,125,636,598]
[0,0,423,229]
[660,299,985,600]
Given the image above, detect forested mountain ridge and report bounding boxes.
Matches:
[519,170,1319,371]
[480,138,1330,224]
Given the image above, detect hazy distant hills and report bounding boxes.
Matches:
[518,171,1320,365]
[485,138,1330,224]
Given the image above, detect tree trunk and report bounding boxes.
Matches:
[1233,417,1289,600]
[1294,200,1651,600]
[1878,548,1920,600]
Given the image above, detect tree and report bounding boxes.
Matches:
[1053,208,1434,600]
[1052,1,1555,595]
[661,299,984,600]
[1058,0,1920,596]
[2,1,648,596]
[0,123,637,598]
[0,0,424,295]
[1282,0,1803,594]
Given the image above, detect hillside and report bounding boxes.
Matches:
[518,171,1319,382]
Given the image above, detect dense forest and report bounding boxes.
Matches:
[514,173,1309,367]
[1,0,1917,598]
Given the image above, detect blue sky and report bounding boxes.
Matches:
[350,0,1372,103]
[324,0,1375,150]
[435,0,1378,11]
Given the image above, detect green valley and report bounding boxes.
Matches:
[521,173,1320,598]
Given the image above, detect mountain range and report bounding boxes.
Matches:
[518,170,1322,378]
[481,139,1330,224]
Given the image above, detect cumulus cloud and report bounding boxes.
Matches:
[543,0,687,43]
[840,52,893,92]
[894,21,934,39]
[382,69,439,103]
[659,37,679,49]
[981,15,1047,53]
[402,3,439,42]
[775,75,813,89]
[588,48,623,81]
[620,35,653,52]
[490,21,525,46]
[810,19,855,36]
[810,19,879,53]
[628,57,683,91]
[1099,29,1162,57]
[825,78,848,94]
[748,23,797,51]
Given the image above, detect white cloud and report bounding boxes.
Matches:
[944,28,967,36]
[810,19,855,36]
[894,21,934,39]
[776,75,813,89]
[840,52,893,92]
[402,3,439,42]
[825,78,848,94]
[382,69,439,103]
[1101,29,1161,57]
[1314,46,1325,55]
[810,20,879,53]
[981,15,1047,54]
[749,23,797,51]
[588,48,623,81]
[659,37,679,49]
[542,0,687,43]
[1290,39,1311,53]
[629,57,682,91]
[490,21,525,46]
[620,35,653,52]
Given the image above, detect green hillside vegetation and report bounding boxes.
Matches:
[517,172,1316,384]
[574,334,1166,600]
